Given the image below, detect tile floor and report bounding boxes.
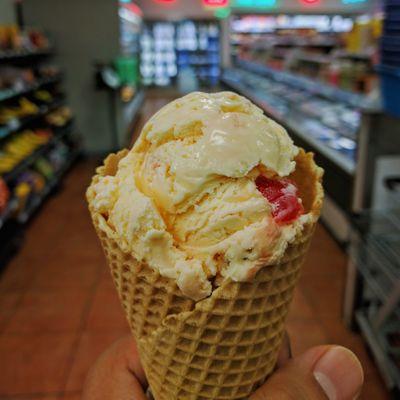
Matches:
[0,97,392,399]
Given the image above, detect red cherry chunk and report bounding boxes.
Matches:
[256,175,304,224]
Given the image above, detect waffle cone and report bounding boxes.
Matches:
[88,149,323,400]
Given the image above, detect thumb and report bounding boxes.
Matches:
[251,345,364,400]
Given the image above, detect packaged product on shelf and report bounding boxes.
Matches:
[0,97,39,125]
[34,157,54,180]
[0,66,35,93]
[0,177,9,213]
[16,170,46,193]
[45,106,72,127]
[27,28,49,50]
[0,25,21,51]
[47,142,69,170]
[14,181,32,214]
[33,89,53,104]
[38,64,60,78]
[0,25,50,53]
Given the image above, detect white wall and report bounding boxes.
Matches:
[23,0,121,154]
[136,0,215,20]
[0,0,15,24]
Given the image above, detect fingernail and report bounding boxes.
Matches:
[313,346,364,400]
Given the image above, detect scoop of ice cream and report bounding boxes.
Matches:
[88,92,315,300]
[136,91,298,214]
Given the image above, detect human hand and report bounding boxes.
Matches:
[82,335,363,400]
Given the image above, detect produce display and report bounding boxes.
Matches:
[0,97,39,124]
[33,89,54,104]
[0,129,52,175]
[45,106,71,127]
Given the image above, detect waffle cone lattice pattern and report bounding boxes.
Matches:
[93,217,315,400]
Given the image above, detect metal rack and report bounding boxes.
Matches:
[0,74,62,102]
[0,47,53,62]
[0,97,65,140]
[344,204,400,394]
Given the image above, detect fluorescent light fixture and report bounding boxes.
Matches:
[232,0,277,8]
[342,0,367,4]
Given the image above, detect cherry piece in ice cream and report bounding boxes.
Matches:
[256,175,304,224]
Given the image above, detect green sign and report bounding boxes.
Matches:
[215,7,231,19]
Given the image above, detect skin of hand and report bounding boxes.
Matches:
[82,335,364,400]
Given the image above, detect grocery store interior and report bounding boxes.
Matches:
[0,0,399,398]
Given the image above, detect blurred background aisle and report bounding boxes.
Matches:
[0,0,399,399]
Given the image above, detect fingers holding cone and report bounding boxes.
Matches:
[251,345,364,400]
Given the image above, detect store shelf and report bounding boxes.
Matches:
[297,54,331,64]
[0,75,62,103]
[291,121,355,175]
[17,149,80,224]
[0,48,53,63]
[236,59,379,111]
[221,74,356,175]
[186,62,219,66]
[2,121,73,183]
[177,48,219,53]
[0,98,66,141]
[351,245,400,320]
[349,208,400,323]
[356,311,400,390]
[233,40,339,50]
[335,51,373,61]
[296,52,373,66]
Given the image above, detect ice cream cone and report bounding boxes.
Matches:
[87,148,323,400]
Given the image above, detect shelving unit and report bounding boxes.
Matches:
[0,40,80,268]
[344,206,400,394]
[0,47,53,62]
[0,74,62,102]
[230,13,378,98]
[0,97,65,140]
[16,147,80,224]
[2,121,73,183]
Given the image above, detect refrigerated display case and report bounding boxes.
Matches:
[221,59,400,243]
[140,20,221,88]
[222,11,395,243]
